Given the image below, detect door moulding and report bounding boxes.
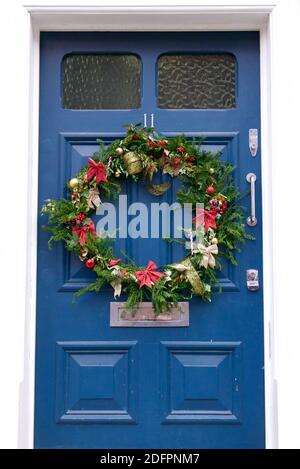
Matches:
[21,3,277,449]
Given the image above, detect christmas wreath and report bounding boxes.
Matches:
[42,124,251,315]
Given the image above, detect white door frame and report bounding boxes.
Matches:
[20,4,277,449]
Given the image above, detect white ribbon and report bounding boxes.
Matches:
[110,279,122,299]
[169,263,188,272]
[196,243,218,269]
[189,230,194,255]
[110,266,122,298]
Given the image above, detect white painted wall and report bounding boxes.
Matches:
[268,0,300,450]
[0,0,299,449]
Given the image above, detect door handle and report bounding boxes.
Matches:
[143,113,147,127]
[246,172,257,227]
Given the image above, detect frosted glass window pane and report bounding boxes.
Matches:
[158,54,236,109]
[63,54,141,109]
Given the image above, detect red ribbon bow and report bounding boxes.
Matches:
[193,208,217,232]
[135,261,165,289]
[87,159,108,184]
[72,220,97,246]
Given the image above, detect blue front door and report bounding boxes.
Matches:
[35,32,264,448]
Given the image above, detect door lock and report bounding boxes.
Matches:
[249,129,258,157]
[246,269,259,291]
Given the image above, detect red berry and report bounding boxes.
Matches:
[85,259,95,269]
[206,186,215,195]
[76,213,86,222]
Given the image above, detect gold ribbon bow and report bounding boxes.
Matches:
[87,188,101,209]
[196,243,218,269]
[169,258,205,296]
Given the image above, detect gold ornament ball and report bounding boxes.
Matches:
[115,147,124,156]
[209,168,215,174]
[114,171,121,178]
[69,177,79,189]
[122,151,143,175]
[211,237,218,245]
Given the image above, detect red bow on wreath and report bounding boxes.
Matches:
[135,261,165,289]
[87,159,108,184]
[193,207,217,231]
[72,220,97,246]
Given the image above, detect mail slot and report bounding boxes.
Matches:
[110,302,189,327]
